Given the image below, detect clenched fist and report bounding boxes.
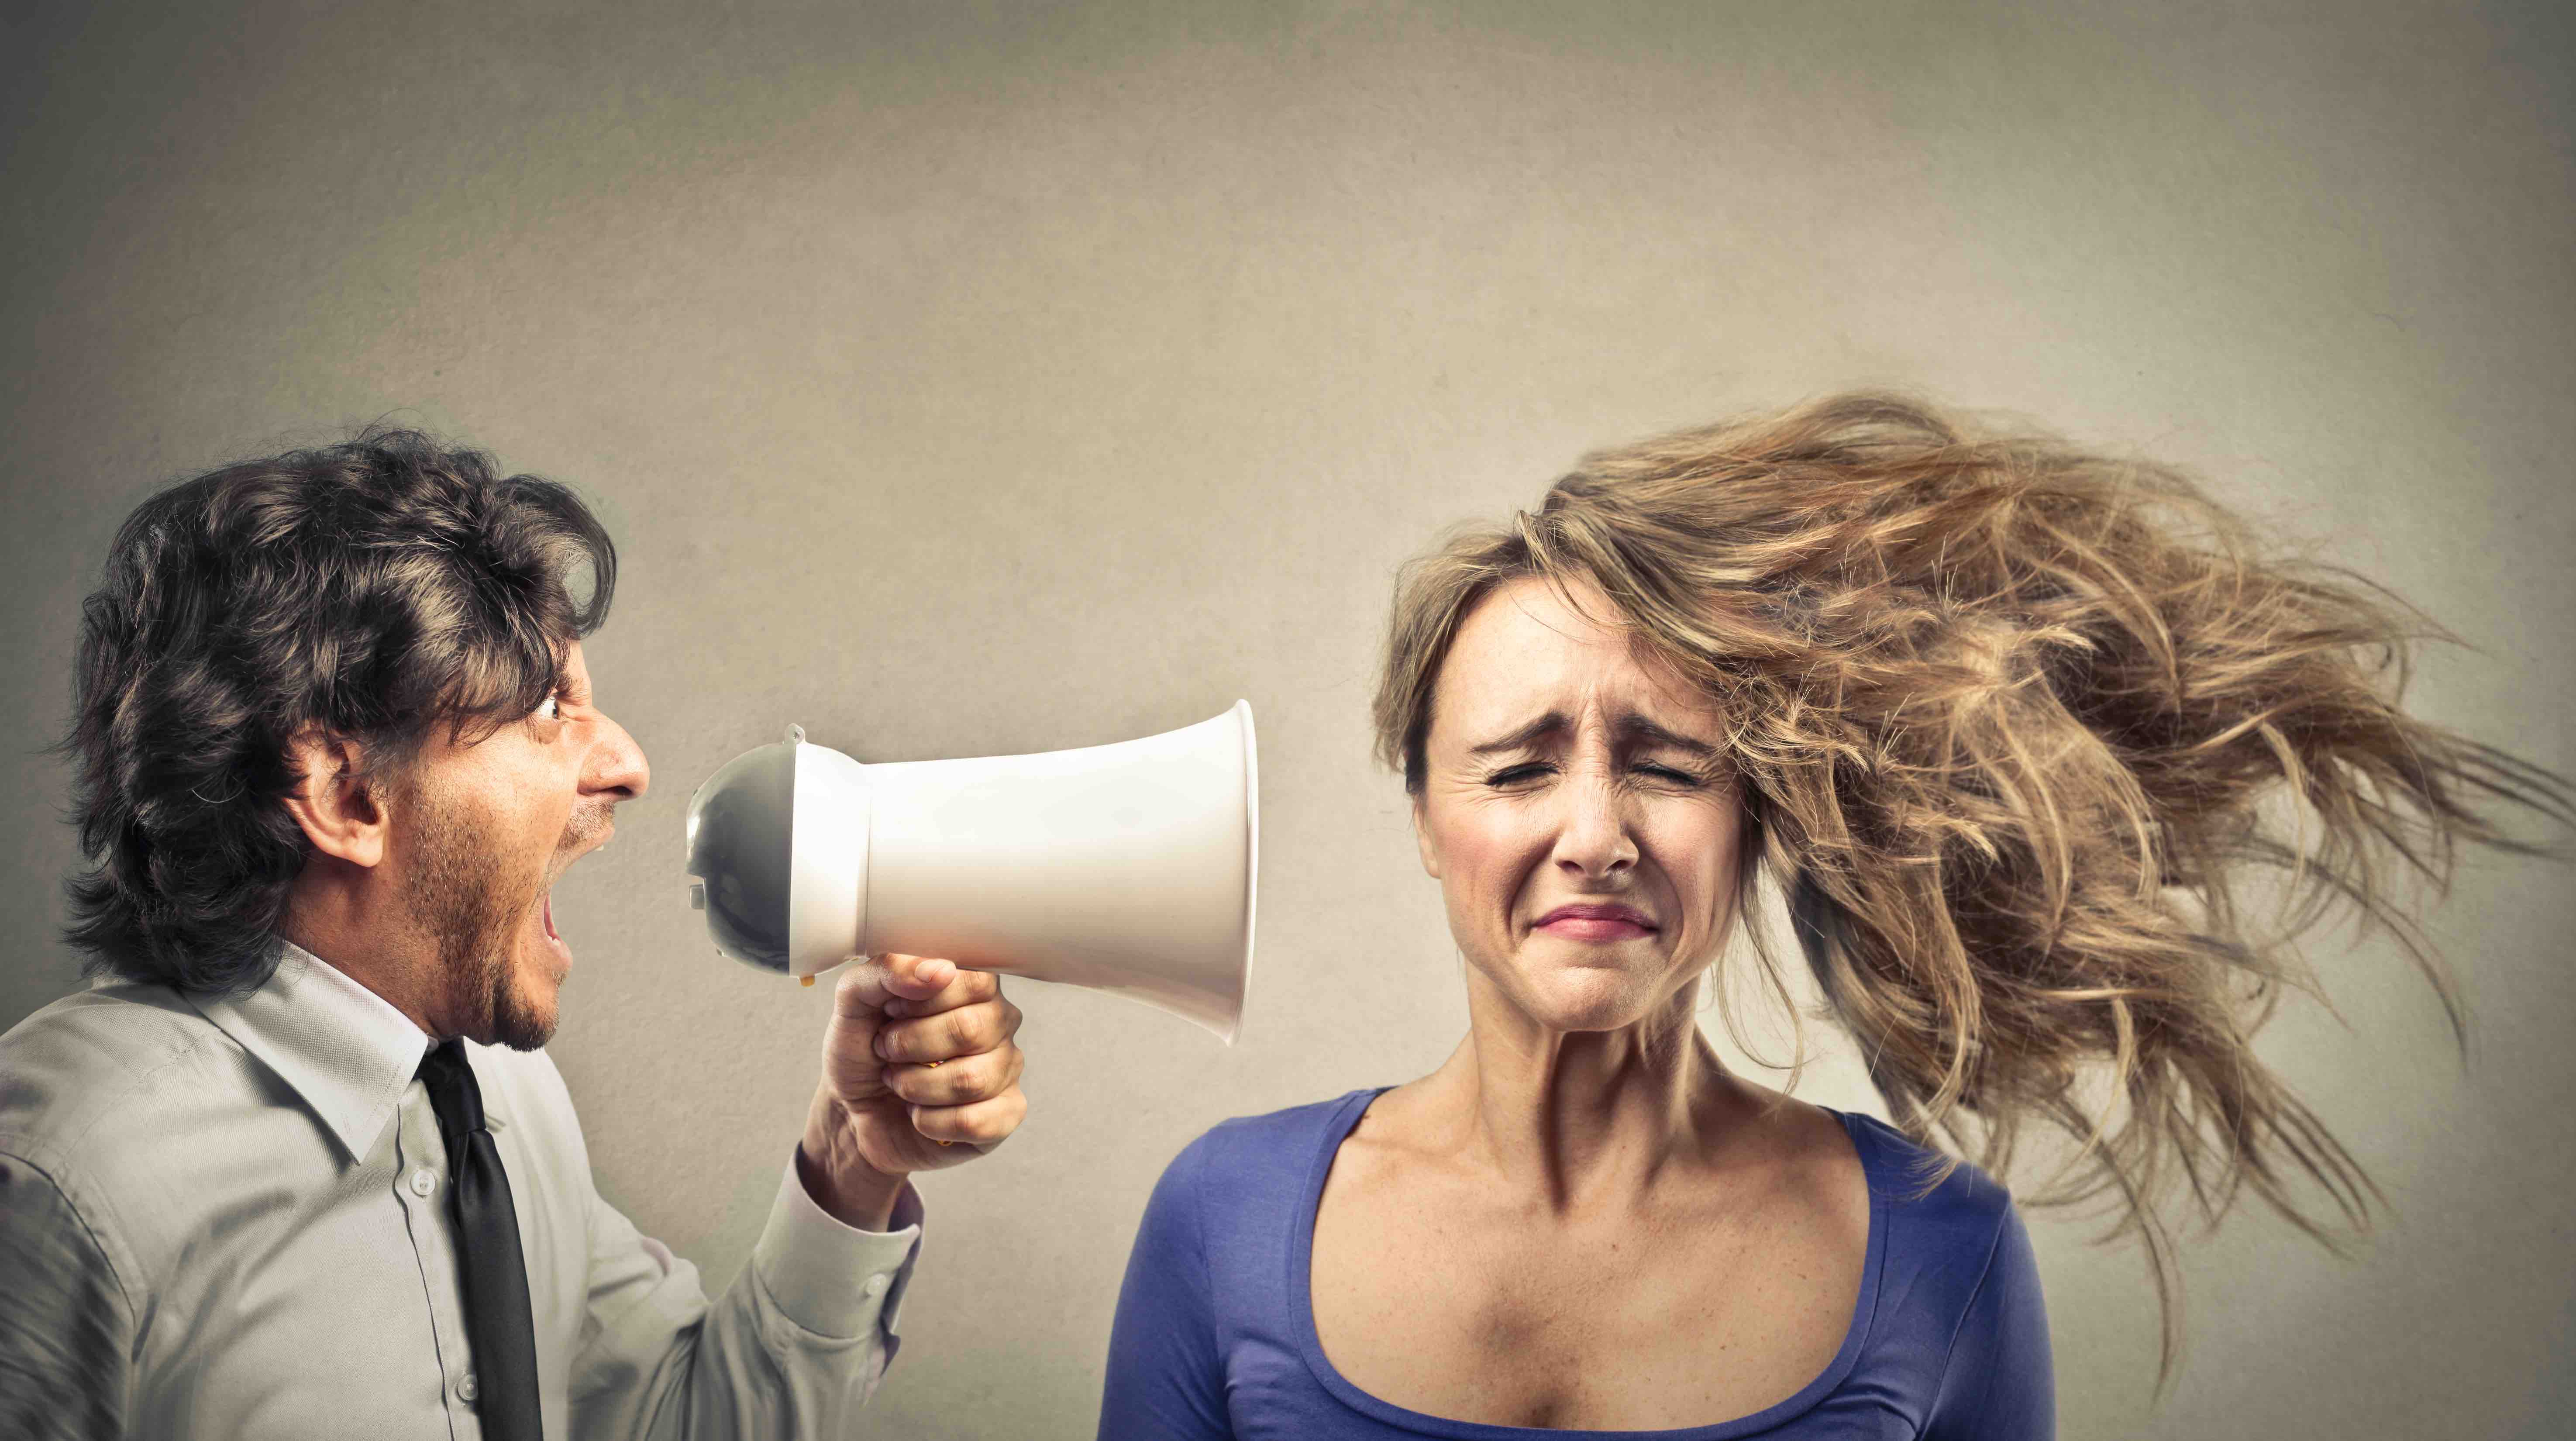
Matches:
[797,952,1029,1228]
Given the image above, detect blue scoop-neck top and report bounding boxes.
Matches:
[1100,1088,2051,1440]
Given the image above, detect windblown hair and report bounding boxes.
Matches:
[1373,393,2570,1371]
[60,428,616,995]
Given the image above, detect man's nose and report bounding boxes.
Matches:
[587,714,651,802]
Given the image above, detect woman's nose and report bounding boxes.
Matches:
[1551,773,1636,878]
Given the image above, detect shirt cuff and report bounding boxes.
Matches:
[750,1151,926,1341]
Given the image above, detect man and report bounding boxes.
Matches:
[0,430,1030,1438]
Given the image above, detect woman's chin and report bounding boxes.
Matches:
[1505,961,1672,1033]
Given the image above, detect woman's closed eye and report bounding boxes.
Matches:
[1481,761,1710,788]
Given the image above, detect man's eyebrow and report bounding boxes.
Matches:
[1467,714,1568,756]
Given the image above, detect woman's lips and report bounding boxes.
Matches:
[1534,904,1658,941]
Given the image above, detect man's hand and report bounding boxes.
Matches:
[797,953,1028,1229]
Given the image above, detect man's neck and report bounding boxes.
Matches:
[277,875,441,1035]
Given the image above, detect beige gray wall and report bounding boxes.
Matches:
[5,2,2571,1436]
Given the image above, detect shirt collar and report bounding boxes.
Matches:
[192,938,434,1165]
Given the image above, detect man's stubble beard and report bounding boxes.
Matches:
[400,791,565,1051]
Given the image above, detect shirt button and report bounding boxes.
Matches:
[863,1274,889,1299]
[409,1168,437,1197]
[457,1370,479,1403]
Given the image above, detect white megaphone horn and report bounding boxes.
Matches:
[682,702,1258,1043]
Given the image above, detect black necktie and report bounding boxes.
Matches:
[418,1038,545,1441]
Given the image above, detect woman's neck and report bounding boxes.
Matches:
[1412,975,1757,1214]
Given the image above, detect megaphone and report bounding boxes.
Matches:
[682,702,1257,1042]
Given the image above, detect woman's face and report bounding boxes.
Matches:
[1413,576,1746,1033]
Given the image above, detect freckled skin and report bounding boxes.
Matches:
[1410,580,1743,1034]
[1311,578,1868,1431]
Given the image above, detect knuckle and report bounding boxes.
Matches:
[977,1008,1012,1048]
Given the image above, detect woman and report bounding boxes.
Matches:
[1099,394,2567,1439]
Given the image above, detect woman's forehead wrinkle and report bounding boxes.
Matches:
[1456,699,1719,764]
[1441,584,1725,757]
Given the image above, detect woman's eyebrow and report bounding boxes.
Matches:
[1467,714,1567,756]
[1617,714,1720,758]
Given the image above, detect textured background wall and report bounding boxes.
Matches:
[5,2,2571,1436]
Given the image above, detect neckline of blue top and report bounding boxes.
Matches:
[1282,1086,1892,1440]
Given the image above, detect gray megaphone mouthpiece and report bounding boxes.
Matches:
[682,702,1258,1042]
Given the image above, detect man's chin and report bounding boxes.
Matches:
[481,1008,558,1052]
[479,965,562,1051]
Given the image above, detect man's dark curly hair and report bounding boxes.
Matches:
[59,427,617,995]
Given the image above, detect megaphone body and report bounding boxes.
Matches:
[685,702,1257,1042]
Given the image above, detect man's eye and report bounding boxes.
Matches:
[534,693,561,723]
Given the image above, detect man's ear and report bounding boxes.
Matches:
[1411,794,1443,880]
[281,732,391,869]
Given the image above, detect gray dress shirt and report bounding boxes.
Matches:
[0,941,925,1439]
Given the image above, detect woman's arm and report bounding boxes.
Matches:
[1098,1137,1234,1441]
[1923,1202,2055,1440]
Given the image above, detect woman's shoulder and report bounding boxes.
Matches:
[1836,1109,2018,1213]
[1833,1109,2034,1302]
[1154,1087,1384,1206]
[1171,1086,1384,1168]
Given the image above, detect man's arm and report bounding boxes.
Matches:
[564,953,1026,1439]
[566,1157,923,1438]
[0,1154,133,1441]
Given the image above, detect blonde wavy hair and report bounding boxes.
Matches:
[1372,393,2570,1375]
